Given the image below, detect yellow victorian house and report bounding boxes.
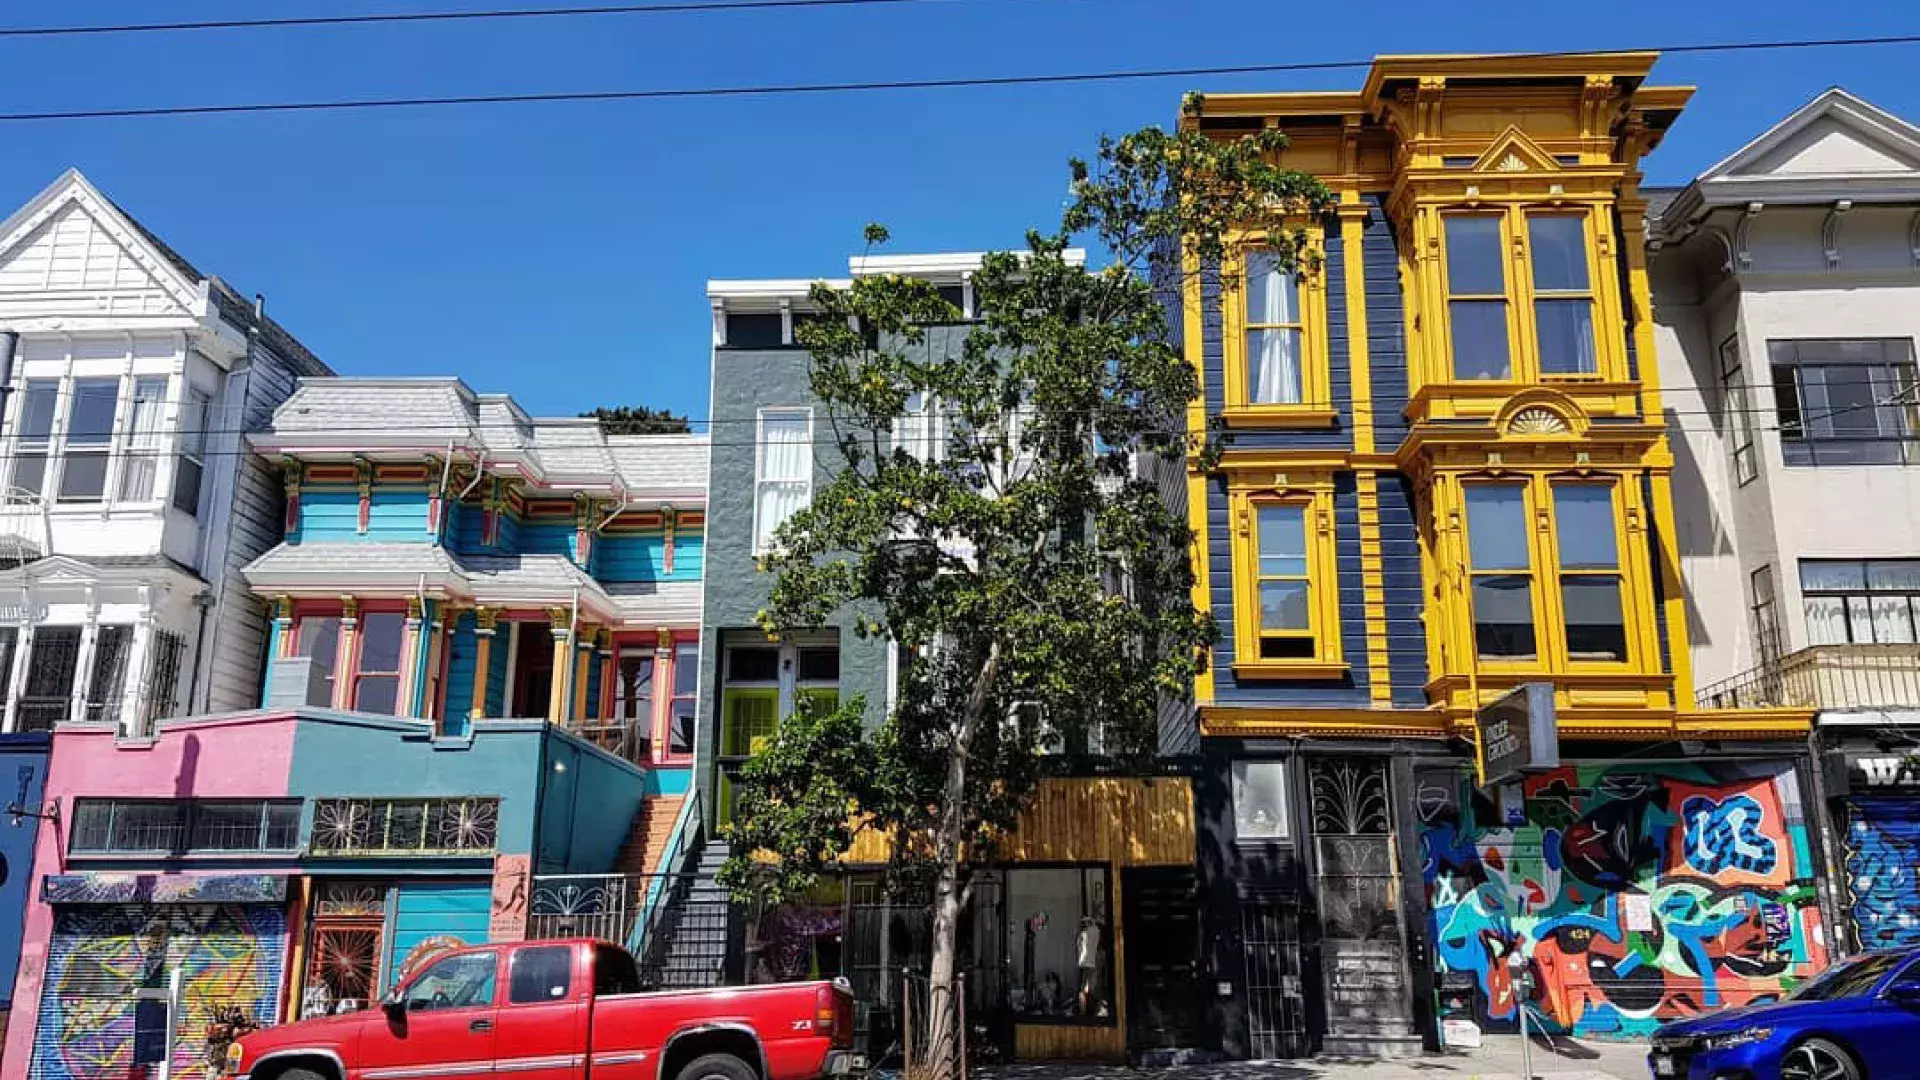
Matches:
[1177,54,1824,1059]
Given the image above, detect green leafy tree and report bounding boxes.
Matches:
[580,404,691,434]
[720,119,1332,1080]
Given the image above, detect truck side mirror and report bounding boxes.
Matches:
[380,987,406,1021]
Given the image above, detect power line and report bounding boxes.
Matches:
[0,0,1083,40]
[1,33,1918,122]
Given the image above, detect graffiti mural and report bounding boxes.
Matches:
[1418,761,1825,1039]
[30,904,287,1080]
[1844,797,1920,950]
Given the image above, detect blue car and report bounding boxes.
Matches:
[1648,947,1920,1080]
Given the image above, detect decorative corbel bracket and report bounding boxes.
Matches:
[1822,200,1852,270]
[1735,202,1763,272]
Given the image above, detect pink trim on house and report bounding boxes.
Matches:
[0,715,302,1080]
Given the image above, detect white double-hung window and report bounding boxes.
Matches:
[754,407,813,553]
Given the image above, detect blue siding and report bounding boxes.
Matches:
[444,611,479,737]
[1378,472,1430,705]
[520,521,576,561]
[293,488,433,543]
[1362,197,1410,451]
[386,881,492,984]
[596,532,705,583]
[494,512,521,554]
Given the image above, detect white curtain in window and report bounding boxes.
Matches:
[1804,596,1850,646]
[1871,596,1917,644]
[119,380,167,501]
[756,412,812,550]
[1248,259,1302,405]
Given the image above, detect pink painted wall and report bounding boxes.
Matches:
[1,713,301,1080]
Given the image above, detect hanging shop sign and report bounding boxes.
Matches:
[1475,682,1560,788]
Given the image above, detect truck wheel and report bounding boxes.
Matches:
[676,1052,757,1080]
[271,1068,329,1080]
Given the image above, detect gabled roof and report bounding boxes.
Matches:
[1653,88,1920,233]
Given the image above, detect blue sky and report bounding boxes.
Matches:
[0,0,1912,423]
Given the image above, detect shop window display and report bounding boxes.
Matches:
[1001,867,1111,1021]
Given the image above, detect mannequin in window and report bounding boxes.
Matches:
[1076,917,1104,1016]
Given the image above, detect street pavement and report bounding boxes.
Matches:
[978,1036,1653,1080]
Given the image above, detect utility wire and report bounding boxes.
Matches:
[0,33,1918,122]
[0,0,1087,40]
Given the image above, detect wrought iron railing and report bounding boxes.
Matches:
[528,874,638,943]
[1697,643,1920,711]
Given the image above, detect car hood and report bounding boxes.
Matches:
[1656,999,1836,1038]
[243,1010,364,1050]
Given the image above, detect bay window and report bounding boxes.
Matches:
[17,626,81,730]
[83,625,132,723]
[173,388,211,515]
[57,378,119,502]
[1464,484,1536,660]
[1440,208,1611,384]
[1445,216,1512,381]
[296,615,342,707]
[1528,215,1597,376]
[353,612,405,714]
[118,376,169,501]
[667,640,698,756]
[10,381,57,498]
[1460,476,1638,669]
[1769,339,1919,466]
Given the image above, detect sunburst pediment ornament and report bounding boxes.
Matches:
[1508,406,1572,436]
[1496,153,1529,172]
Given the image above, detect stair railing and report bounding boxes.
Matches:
[627,788,708,960]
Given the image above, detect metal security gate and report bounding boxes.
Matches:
[30,904,287,1080]
[1307,758,1416,1049]
[1239,891,1308,1059]
[1844,796,1920,951]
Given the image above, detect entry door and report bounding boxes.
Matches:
[1122,868,1203,1051]
[1307,759,1416,1044]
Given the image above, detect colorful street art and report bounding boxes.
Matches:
[1844,797,1920,949]
[1417,761,1826,1039]
[29,904,286,1080]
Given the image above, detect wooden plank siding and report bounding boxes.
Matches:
[842,777,1194,868]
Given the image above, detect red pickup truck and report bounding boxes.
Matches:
[228,939,863,1080]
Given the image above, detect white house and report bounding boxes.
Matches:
[0,170,330,735]
[1650,89,1920,954]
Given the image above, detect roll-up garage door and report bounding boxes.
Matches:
[1845,796,1920,951]
[30,904,288,1080]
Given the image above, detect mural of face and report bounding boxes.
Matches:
[1418,761,1825,1039]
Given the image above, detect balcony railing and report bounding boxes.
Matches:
[528,874,640,944]
[1696,644,1920,711]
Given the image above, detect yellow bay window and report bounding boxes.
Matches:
[1222,237,1335,427]
[1458,475,1641,671]
[1438,208,1617,386]
[1229,478,1342,678]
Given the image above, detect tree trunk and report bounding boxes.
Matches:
[919,643,996,1080]
[920,851,964,1080]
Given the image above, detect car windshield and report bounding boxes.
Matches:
[1792,952,1910,1001]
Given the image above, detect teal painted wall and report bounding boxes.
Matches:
[386,881,493,986]
[287,713,546,856]
[533,734,647,875]
[294,488,434,543]
[596,533,703,583]
[645,765,692,797]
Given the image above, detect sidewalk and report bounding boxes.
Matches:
[978,1036,1652,1080]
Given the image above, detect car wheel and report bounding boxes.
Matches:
[675,1052,757,1080]
[1780,1038,1860,1080]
